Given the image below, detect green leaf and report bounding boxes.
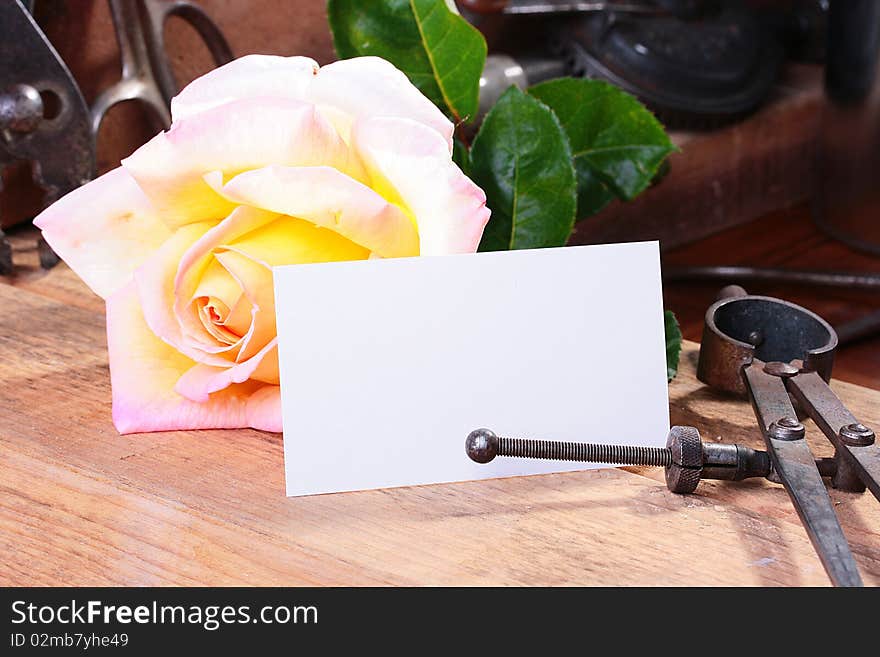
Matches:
[529,78,675,218]
[573,160,615,217]
[665,310,683,382]
[452,137,470,177]
[327,0,487,122]
[470,86,577,251]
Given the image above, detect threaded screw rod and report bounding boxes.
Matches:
[466,426,706,494]
[465,426,781,495]
[465,427,675,467]
[493,436,672,467]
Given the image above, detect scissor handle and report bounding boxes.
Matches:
[139,0,234,105]
[92,0,171,135]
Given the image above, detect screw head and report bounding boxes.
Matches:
[840,422,875,446]
[0,84,43,133]
[768,417,805,441]
[747,330,765,347]
[466,428,499,463]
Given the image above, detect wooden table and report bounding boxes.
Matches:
[1,261,878,586]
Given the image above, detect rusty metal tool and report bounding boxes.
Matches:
[663,267,880,345]
[0,0,231,274]
[466,422,867,585]
[92,0,233,136]
[466,287,878,586]
[697,287,879,586]
[466,425,781,495]
[0,0,95,274]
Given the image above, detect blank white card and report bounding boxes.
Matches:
[274,241,670,497]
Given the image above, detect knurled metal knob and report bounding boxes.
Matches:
[665,425,703,493]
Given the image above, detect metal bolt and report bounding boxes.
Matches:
[0,83,43,133]
[839,422,875,447]
[466,428,673,466]
[747,330,765,347]
[465,426,704,494]
[767,417,805,441]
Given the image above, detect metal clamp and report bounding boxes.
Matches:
[697,287,880,587]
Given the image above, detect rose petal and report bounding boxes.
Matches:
[170,55,319,122]
[106,281,281,433]
[191,259,248,344]
[169,54,452,148]
[192,258,242,311]
[122,98,363,228]
[132,211,281,404]
[353,117,490,255]
[173,206,280,354]
[221,212,371,267]
[211,249,276,363]
[33,168,171,299]
[134,206,279,365]
[245,385,282,433]
[210,166,419,258]
[308,57,453,147]
[174,339,279,403]
[134,221,235,365]
[183,210,372,368]
[219,294,253,339]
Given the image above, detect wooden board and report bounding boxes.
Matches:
[1,264,878,586]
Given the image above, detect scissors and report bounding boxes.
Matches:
[91,0,233,136]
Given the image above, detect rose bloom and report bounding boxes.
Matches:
[36,55,489,433]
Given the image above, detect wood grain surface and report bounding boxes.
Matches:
[1,263,878,586]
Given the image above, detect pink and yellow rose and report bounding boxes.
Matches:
[35,55,490,433]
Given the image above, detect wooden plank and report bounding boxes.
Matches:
[0,276,878,586]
